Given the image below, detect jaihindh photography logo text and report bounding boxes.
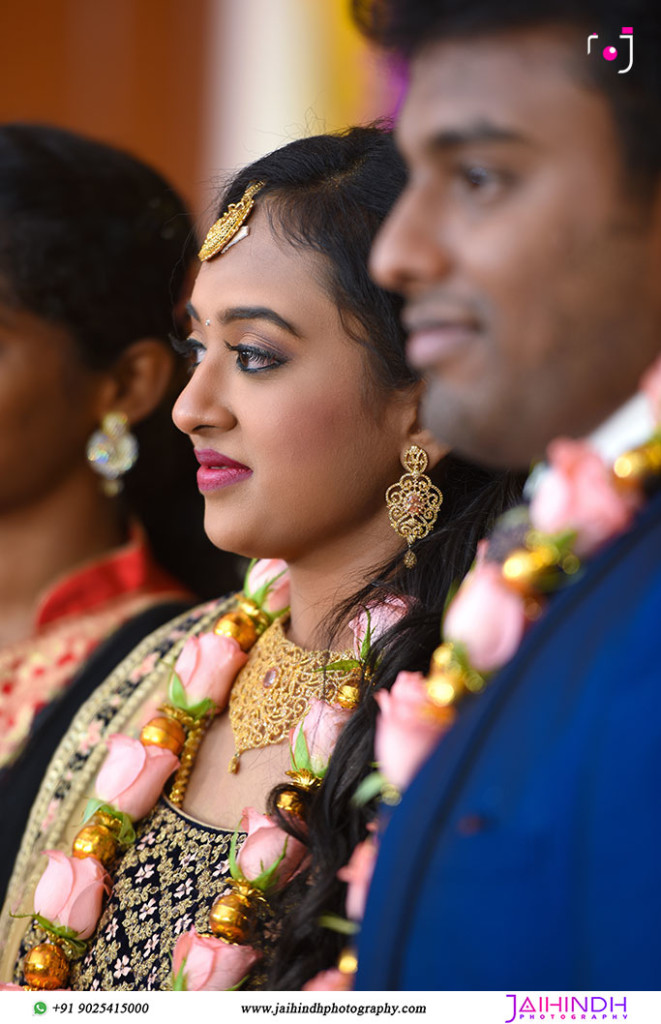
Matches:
[505,994,628,1022]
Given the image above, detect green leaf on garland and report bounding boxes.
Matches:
[291,721,311,773]
[167,671,188,711]
[248,840,287,893]
[114,813,137,846]
[82,797,107,824]
[81,800,135,845]
[172,961,187,991]
[360,606,373,661]
[227,973,251,992]
[318,912,359,936]
[183,697,215,721]
[322,658,361,673]
[242,558,258,593]
[228,825,242,881]
[32,915,87,956]
[352,770,387,807]
[246,565,288,616]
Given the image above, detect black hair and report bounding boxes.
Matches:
[217,125,410,393]
[352,0,661,188]
[0,123,240,598]
[210,126,522,988]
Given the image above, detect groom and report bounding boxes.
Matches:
[354,0,661,989]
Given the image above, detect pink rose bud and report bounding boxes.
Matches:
[337,834,378,922]
[174,633,247,709]
[0,983,24,990]
[530,438,638,557]
[290,698,353,776]
[173,928,260,991]
[444,563,527,673]
[34,850,109,940]
[374,671,450,792]
[642,352,661,424]
[95,733,179,821]
[237,807,308,891]
[303,968,354,991]
[244,558,290,614]
[349,596,411,658]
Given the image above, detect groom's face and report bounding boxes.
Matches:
[371,27,661,468]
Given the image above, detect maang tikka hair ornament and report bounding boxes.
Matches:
[386,445,443,567]
[86,411,138,496]
[198,180,265,262]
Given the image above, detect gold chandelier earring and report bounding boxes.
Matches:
[385,445,443,568]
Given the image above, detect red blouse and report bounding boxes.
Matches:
[0,531,190,769]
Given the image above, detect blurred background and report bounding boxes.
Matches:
[0,0,401,224]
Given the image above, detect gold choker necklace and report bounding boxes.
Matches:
[227,618,355,772]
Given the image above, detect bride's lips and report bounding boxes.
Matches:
[193,448,252,493]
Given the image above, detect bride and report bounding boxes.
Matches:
[1,126,519,991]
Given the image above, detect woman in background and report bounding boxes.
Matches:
[0,124,240,899]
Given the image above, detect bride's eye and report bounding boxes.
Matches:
[225,342,286,374]
[169,334,206,371]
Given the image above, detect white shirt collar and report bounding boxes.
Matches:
[586,391,653,463]
[525,391,653,500]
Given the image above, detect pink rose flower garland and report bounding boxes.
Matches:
[171,696,361,990]
[348,597,412,661]
[290,698,353,780]
[16,557,373,992]
[373,671,454,793]
[244,558,290,616]
[17,558,294,992]
[171,805,309,991]
[318,359,661,994]
[173,632,248,708]
[369,358,661,805]
[94,735,180,822]
[235,808,309,890]
[34,852,109,943]
[172,929,261,992]
[442,546,527,673]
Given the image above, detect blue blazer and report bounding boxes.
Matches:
[356,491,661,990]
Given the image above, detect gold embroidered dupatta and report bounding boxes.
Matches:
[0,598,229,981]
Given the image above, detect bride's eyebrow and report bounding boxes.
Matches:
[185,301,301,339]
[220,306,301,338]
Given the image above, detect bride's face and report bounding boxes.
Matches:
[173,206,415,563]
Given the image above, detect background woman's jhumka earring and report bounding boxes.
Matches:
[385,444,443,567]
[86,411,138,496]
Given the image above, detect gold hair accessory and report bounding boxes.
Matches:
[227,617,357,773]
[198,180,265,262]
[385,444,443,568]
[86,411,138,496]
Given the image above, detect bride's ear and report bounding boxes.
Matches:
[408,427,449,470]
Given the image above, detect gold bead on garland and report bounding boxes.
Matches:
[23,942,70,990]
[208,881,267,944]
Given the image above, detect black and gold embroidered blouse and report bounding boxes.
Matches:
[16,800,276,991]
